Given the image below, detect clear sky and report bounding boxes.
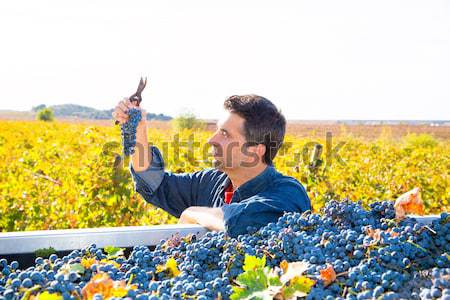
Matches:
[0,0,449,120]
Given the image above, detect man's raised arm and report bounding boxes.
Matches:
[112,98,218,219]
[131,113,151,172]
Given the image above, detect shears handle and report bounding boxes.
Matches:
[115,77,147,125]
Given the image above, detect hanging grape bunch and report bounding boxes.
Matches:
[120,108,142,156]
[117,77,147,156]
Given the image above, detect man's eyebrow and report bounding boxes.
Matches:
[216,120,232,136]
[219,128,230,135]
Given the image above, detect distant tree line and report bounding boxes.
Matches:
[31,104,172,121]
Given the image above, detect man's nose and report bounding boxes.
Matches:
[207,132,218,145]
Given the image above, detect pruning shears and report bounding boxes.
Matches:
[115,77,148,125]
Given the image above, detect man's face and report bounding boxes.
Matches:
[207,112,262,170]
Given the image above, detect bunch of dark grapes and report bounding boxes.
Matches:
[0,201,449,300]
[417,268,450,299]
[120,108,142,156]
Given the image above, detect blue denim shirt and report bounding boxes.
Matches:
[130,146,311,237]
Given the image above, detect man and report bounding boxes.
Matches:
[112,94,311,237]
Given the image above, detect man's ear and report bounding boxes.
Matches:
[256,144,266,162]
[243,143,265,163]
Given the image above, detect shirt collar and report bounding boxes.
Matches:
[219,165,277,202]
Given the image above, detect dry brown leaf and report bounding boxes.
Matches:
[394,187,424,220]
[81,273,133,300]
[365,228,400,246]
[386,228,400,238]
[365,228,382,244]
[319,264,336,287]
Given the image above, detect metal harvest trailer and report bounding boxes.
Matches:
[0,224,207,267]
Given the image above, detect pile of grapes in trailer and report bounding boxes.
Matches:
[0,200,449,300]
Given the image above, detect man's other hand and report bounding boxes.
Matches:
[178,207,225,232]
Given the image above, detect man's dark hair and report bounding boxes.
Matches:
[223,94,286,165]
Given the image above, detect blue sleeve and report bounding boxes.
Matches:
[221,181,311,237]
[129,145,213,218]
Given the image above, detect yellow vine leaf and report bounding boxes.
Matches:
[156,257,180,278]
[33,291,63,300]
[166,257,181,277]
[81,257,97,269]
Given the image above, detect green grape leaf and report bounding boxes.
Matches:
[231,256,270,300]
[231,255,315,300]
[68,263,85,274]
[267,267,282,286]
[235,268,268,290]
[34,247,56,258]
[104,246,125,258]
